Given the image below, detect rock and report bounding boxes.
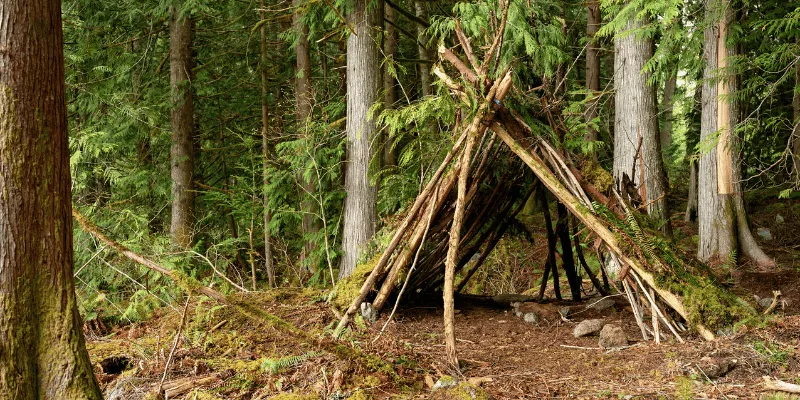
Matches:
[523,312,539,324]
[757,227,772,241]
[559,307,571,319]
[432,375,458,391]
[573,319,605,338]
[776,214,785,224]
[514,311,523,318]
[431,381,489,400]
[360,302,376,323]
[598,324,628,348]
[755,295,774,310]
[588,297,616,311]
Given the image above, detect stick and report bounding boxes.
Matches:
[622,278,649,341]
[763,376,800,393]
[72,207,228,303]
[159,295,191,394]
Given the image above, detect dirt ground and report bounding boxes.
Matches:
[85,195,800,399]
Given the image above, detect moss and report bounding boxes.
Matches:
[431,382,488,400]
[581,159,613,193]
[172,270,203,293]
[330,252,382,310]
[267,394,319,400]
[347,390,373,400]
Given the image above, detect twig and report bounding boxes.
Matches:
[763,376,800,393]
[159,296,191,393]
[187,250,249,292]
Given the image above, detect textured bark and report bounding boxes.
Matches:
[584,0,601,149]
[612,9,671,233]
[169,1,195,248]
[415,0,432,97]
[661,70,677,162]
[294,0,321,274]
[383,5,398,167]
[792,50,800,186]
[261,0,275,287]
[0,0,102,397]
[340,0,381,278]
[698,0,773,267]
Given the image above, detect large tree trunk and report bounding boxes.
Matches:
[612,8,671,234]
[661,69,677,163]
[169,0,195,248]
[294,0,321,275]
[340,0,381,278]
[415,0,432,97]
[792,46,800,186]
[698,0,773,267]
[584,0,601,151]
[0,0,102,397]
[261,0,276,288]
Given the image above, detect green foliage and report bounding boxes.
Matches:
[260,351,324,374]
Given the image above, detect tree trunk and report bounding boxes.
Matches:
[0,0,102,397]
[612,8,671,235]
[340,0,381,278]
[698,0,773,267]
[792,45,800,186]
[383,5,398,167]
[584,0,601,152]
[170,0,195,248]
[415,0,432,97]
[261,0,276,288]
[661,69,677,163]
[294,0,321,275]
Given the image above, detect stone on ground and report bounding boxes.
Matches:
[598,324,628,348]
[573,319,605,338]
[523,312,539,324]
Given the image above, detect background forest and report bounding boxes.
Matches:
[63,0,799,329]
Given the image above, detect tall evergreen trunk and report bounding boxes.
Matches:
[261,0,276,287]
[340,0,382,278]
[584,0,601,152]
[169,0,195,248]
[0,0,102,397]
[698,0,773,267]
[383,5,399,167]
[661,69,677,163]
[415,0,432,97]
[612,9,672,235]
[294,0,321,275]
[792,48,800,186]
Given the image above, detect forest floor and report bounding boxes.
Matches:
[85,194,800,399]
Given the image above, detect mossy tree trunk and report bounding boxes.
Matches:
[0,0,102,397]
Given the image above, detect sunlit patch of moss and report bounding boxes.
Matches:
[347,390,374,400]
[266,393,318,400]
[581,159,613,193]
[330,253,382,310]
[431,381,488,400]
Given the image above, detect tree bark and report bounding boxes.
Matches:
[792,44,800,186]
[584,0,601,153]
[170,0,195,248]
[0,0,102,397]
[415,0,432,97]
[294,0,321,275]
[698,0,773,267]
[340,0,381,278]
[261,0,275,287]
[612,8,671,235]
[661,69,677,163]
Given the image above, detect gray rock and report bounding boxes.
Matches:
[360,302,376,323]
[758,296,774,310]
[776,214,785,224]
[589,297,616,311]
[523,312,539,324]
[757,227,772,241]
[514,311,523,318]
[559,307,571,319]
[598,324,628,348]
[573,319,605,338]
